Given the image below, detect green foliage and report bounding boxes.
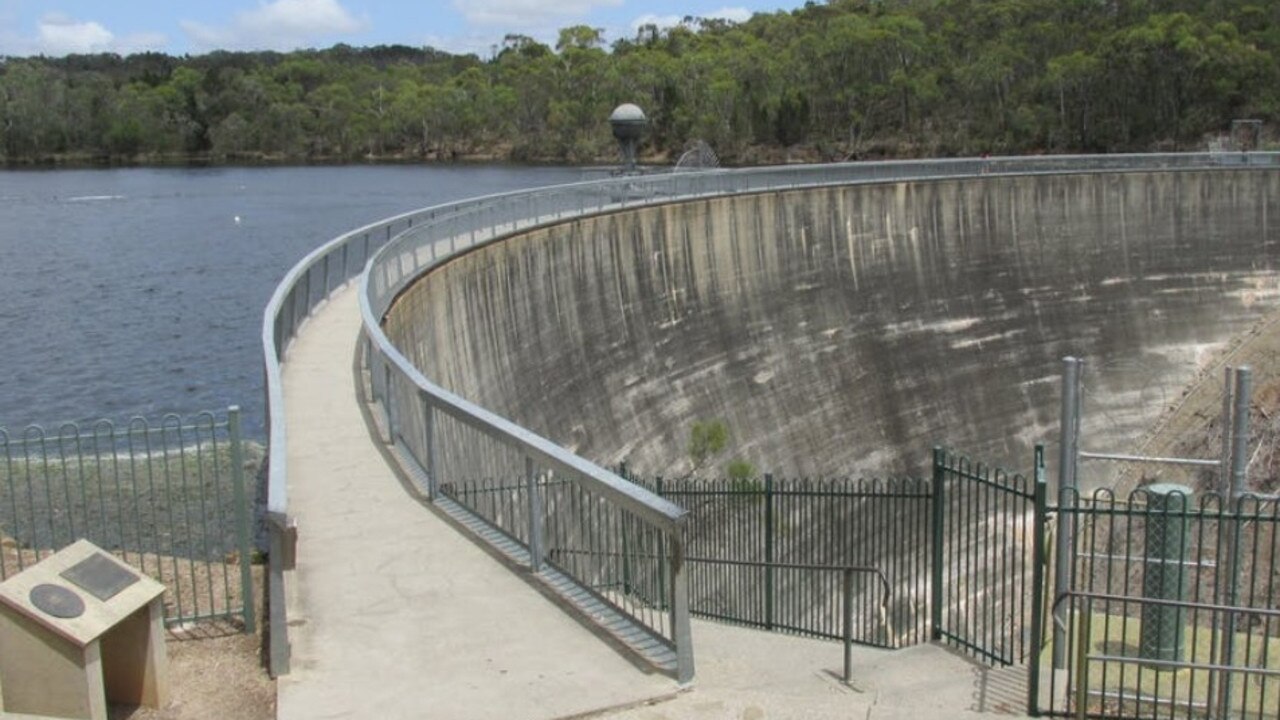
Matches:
[1,1,1277,164]
[726,459,760,492]
[688,418,729,468]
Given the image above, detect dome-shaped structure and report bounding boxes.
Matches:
[609,104,647,139]
[610,104,647,173]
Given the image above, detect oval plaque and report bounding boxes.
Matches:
[30,583,85,619]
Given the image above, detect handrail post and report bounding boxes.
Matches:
[422,391,438,500]
[842,567,853,684]
[228,406,256,634]
[670,527,694,685]
[526,456,543,573]
[1029,444,1047,716]
[383,362,395,443]
[930,447,945,641]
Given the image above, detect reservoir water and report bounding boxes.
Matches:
[0,164,581,439]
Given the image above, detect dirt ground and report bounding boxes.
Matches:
[1114,307,1280,497]
[0,539,274,720]
[109,564,274,720]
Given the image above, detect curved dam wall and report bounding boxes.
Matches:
[384,169,1280,480]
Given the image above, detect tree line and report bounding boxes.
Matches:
[1,0,1276,166]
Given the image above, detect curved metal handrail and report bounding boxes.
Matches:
[263,151,1280,678]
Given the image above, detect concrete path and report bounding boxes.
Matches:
[274,282,1034,720]
[599,620,1031,720]
[276,285,678,720]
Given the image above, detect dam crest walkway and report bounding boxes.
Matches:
[275,283,1025,719]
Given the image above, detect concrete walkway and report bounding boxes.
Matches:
[274,283,1034,720]
[601,620,1032,720]
[276,285,678,720]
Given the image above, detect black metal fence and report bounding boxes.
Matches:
[444,447,1280,720]
[932,447,1046,667]
[626,472,933,650]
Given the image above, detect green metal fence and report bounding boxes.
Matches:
[0,409,256,631]
[1040,487,1280,720]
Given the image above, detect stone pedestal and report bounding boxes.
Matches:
[0,540,168,719]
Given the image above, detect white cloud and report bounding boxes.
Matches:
[454,0,622,28]
[182,0,367,52]
[422,33,499,58]
[630,7,752,32]
[0,13,168,56]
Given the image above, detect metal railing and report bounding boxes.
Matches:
[262,151,1280,678]
[637,474,927,649]
[1051,591,1280,720]
[1040,489,1280,719]
[0,409,255,630]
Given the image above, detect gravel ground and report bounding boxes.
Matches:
[110,564,273,720]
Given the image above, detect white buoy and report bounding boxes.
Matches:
[234,215,241,224]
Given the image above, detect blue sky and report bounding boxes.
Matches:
[0,0,800,58]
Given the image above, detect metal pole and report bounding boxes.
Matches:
[228,407,256,634]
[422,392,438,500]
[1074,596,1092,720]
[843,567,854,684]
[383,362,395,444]
[1029,445,1048,716]
[764,473,775,631]
[526,455,543,573]
[1209,366,1235,714]
[1054,357,1082,670]
[1216,366,1251,719]
[670,530,695,684]
[930,447,945,641]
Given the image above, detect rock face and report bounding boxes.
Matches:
[385,170,1280,481]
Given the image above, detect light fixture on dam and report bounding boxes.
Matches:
[610,103,647,175]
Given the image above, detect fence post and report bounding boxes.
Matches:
[670,528,695,684]
[526,455,543,573]
[842,567,853,684]
[228,407,256,635]
[1216,365,1251,719]
[1054,356,1082,671]
[764,473,775,631]
[656,476,667,610]
[1029,445,1047,716]
[930,447,945,641]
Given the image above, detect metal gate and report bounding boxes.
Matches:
[931,445,1047,667]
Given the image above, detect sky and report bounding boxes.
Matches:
[0,0,800,58]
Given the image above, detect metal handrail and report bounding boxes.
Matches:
[262,151,1280,678]
[683,557,890,683]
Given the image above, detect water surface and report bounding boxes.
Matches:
[0,164,581,438]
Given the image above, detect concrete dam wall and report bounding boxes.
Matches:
[384,169,1280,481]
